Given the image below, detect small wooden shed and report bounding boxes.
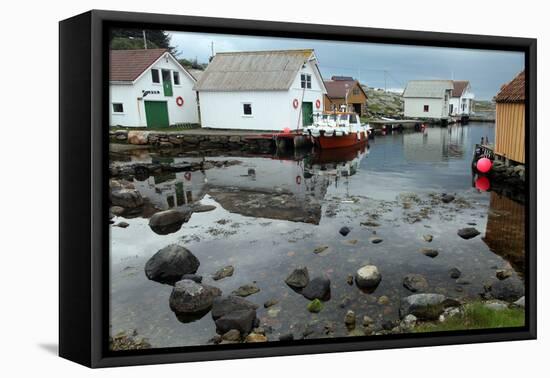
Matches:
[494,71,525,164]
[323,76,368,116]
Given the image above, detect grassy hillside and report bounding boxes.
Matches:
[364,87,404,119]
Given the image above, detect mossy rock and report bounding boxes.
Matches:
[307,299,323,313]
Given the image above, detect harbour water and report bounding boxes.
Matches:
[109,122,525,348]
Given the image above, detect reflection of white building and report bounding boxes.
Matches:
[449,81,475,118]
[132,171,207,210]
[403,80,453,121]
[402,128,466,162]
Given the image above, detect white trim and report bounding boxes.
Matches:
[132,52,197,84]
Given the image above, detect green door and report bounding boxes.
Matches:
[144,101,170,128]
[161,69,173,97]
[302,102,313,126]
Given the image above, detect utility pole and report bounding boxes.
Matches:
[384,70,387,92]
[142,30,148,49]
[211,41,214,57]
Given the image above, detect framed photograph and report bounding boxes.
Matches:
[59,10,536,368]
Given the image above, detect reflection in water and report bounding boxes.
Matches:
[483,192,525,276]
[109,122,525,348]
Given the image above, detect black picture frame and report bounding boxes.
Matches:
[59,9,537,368]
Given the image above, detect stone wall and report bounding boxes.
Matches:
[110,130,275,152]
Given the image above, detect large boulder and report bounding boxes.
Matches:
[484,279,525,302]
[111,189,144,208]
[215,309,257,335]
[403,274,428,292]
[301,277,331,301]
[285,266,310,289]
[355,265,382,290]
[399,294,460,320]
[148,208,193,235]
[169,279,222,315]
[127,130,150,145]
[211,295,259,320]
[144,244,200,284]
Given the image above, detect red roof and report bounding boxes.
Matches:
[451,81,469,97]
[110,49,167,82]
[324,79,367,99]
[495,71,525,103]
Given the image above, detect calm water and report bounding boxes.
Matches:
[109,122,525,348]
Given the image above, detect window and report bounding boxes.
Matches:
[423,105,429,112]
[151,69,160,83]
[300,74,311,89]
[112,103,124,113]
[349,114,358,123]
[173,71,180,85]
[352,88,360,96]
[243,103,252,116]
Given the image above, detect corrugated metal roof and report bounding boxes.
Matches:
[403,80,454,98]
[188,69,204,81]
[495,71,525,103]
[193,49,315,91]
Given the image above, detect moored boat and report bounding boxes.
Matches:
[303,111,371,149]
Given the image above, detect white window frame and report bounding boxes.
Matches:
[172,70,181,86]
[151,68,161,85]
[112,103,125,114]
[301,73,312,89]
[242,102,253,117]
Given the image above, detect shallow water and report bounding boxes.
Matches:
[109,122,525,348]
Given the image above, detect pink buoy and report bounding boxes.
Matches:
[283,127,291,134]
[475,176,490,191]
[476,157,493,173]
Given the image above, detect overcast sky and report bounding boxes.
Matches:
[168,30,524,100]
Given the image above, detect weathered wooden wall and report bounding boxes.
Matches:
[495,102,525,163]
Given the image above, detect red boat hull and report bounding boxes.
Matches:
[316,131,368,149]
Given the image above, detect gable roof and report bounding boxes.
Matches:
[495,71,525,103]
[188,69,204,81]
[451,81,470,97]
[403,80,454,98]
[324,79,367,99]
[110,49,168,82]
[193,49,321,91]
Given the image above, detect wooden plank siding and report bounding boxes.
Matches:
[482,192,525,276]
[495,102,525,164]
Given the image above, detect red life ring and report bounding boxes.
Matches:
[315,99,321,109]
[292,99,299,109]
[184,172,191,181]
[296,175,301,185]
[176,96,184,107]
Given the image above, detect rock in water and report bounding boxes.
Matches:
[355,265,382,290]
[263,299,279,308]
[111,189,144,208]
[221,329,241,342]
[457,227,480,240]
[191,204,217,213]
[399,294,460,320]
[232,284,260,297]
[285,266,310,289]
[245,333,268,343]
[403,274,429,292]
[148,208,193,235]
[448,268,462,279]
[496,269,513,280]
[423,234,433,242]
[212,265,234,281]
[484,280,525,302]
[169,280,222,315]
[313,245,329,254]
[181,274,203,283]
[420,248,439,258]
[145,244,200,285]
[301,277,331,301]
[211,296,259,320]
[441,194,455,203]
[339,226,351,236]
[307,299,323,313]
[215,309,257,335]
[344,310,356,328]
[369,237,383,244]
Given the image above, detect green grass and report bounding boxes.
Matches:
[414,302,525,333]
